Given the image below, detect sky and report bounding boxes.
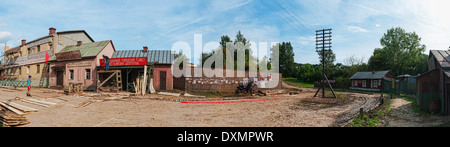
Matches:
[1,0,450,65]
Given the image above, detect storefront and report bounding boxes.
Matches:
[48,40,115,90]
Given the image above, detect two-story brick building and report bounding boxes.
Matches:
[2,28,94,87]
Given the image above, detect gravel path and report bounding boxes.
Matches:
[386,98,450,127]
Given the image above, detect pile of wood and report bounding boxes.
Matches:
[0,106,29,126]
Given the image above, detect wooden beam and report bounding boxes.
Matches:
[97,70,121,74]
[98,71,117,88]
[0,101,26,115]
[2,101,38,113]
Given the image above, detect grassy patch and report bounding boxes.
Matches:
[347,98,391,127]
[327,92,347,99]
[283,78,314,88]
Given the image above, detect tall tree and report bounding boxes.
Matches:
[317,49,336,66]
[368,27,427,76]
[201,31,256,71]
[279,42,296,77]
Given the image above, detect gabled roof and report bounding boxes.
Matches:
[112,50,175,64]
[349,70,391,80]
[430,50,450,68]
[48,40,112,61]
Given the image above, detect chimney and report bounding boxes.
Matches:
[143,46,148,52]
[21,39,26,45]
[49,27,56,35]
[77,41,83,46]
[372,69,375,74]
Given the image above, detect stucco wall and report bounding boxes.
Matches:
[54,32,94,53]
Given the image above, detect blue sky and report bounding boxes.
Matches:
[1,0,450,65]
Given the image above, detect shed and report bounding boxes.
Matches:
[97,47,175,92]
[416,50,450,115]
[349,70,393,91]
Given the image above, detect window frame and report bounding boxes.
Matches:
[85,69,91,80]
[69,70,74,80]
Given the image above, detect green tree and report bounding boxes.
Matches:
[317,49,336,66]
[368,27,427,76]
[279,42,296,78]
[201,31,256,71]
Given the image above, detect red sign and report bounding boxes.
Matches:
[100,57,147,67]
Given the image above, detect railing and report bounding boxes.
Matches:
[0,80,27,87]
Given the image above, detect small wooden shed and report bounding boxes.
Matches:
[416,50,450,115]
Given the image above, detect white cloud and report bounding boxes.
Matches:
[347,26,368,33]
[375,24,381,27]
[0,31,12,43]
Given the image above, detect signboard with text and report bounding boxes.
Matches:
[55,50,82,61]
[100,57,147,67]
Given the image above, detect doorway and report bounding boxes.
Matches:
[56,70,64,86]
[160,71,166,90]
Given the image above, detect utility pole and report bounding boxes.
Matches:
[314,29,337,98]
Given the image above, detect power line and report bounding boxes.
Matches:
[275,0,316,31]
[259,0,312,37]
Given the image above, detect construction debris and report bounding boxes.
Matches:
[0,105,29,126]
[2,101,38,113]
[0,101,26,115]
[158,92,181,97]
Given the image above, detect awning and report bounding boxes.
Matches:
[5,46,20,54]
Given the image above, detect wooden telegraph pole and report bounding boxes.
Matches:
[314,29,337,98]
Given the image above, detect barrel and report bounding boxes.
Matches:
[429,99,441,113]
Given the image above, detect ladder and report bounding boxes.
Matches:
[39,64,49,88]
[116,71,122,91]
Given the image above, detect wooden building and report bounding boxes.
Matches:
[349,70,393,91]
[416,50,450,115]
[96,47,175,93]
[48,40,115,90]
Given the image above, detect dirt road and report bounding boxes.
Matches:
[386,98,450,127]
[1,87,380,127]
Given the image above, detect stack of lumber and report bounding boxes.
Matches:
[0,105,29,126]
[0,99,43,127]
[21,98,56,107]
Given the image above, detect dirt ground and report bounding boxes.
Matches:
[0,86,387,127]
[386,97,450,127]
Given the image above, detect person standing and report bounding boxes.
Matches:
[27,75,32,97]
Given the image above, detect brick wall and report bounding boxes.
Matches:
[173,67,282,92]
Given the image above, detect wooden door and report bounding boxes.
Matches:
[160,71,166,90]
[57,71,64,86]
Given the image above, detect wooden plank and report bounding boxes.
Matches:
[21,99,51,107]
[142,65,147,96]
[27,98,57,105]
[0,102,26,115]
[98,71,117,87]
[97,70,121,74]
[2,101,38,112]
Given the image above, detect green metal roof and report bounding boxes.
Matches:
[48,40,111,61]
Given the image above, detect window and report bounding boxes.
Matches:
[27,48,31,55]
[69,70,74,80]
[85,69,91,80]
[37,46,41,52]
[362,80,366,88]
[27,66,30,74]
[19,67,21,75]
[373,80,378,88]
[37,65,40,73]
